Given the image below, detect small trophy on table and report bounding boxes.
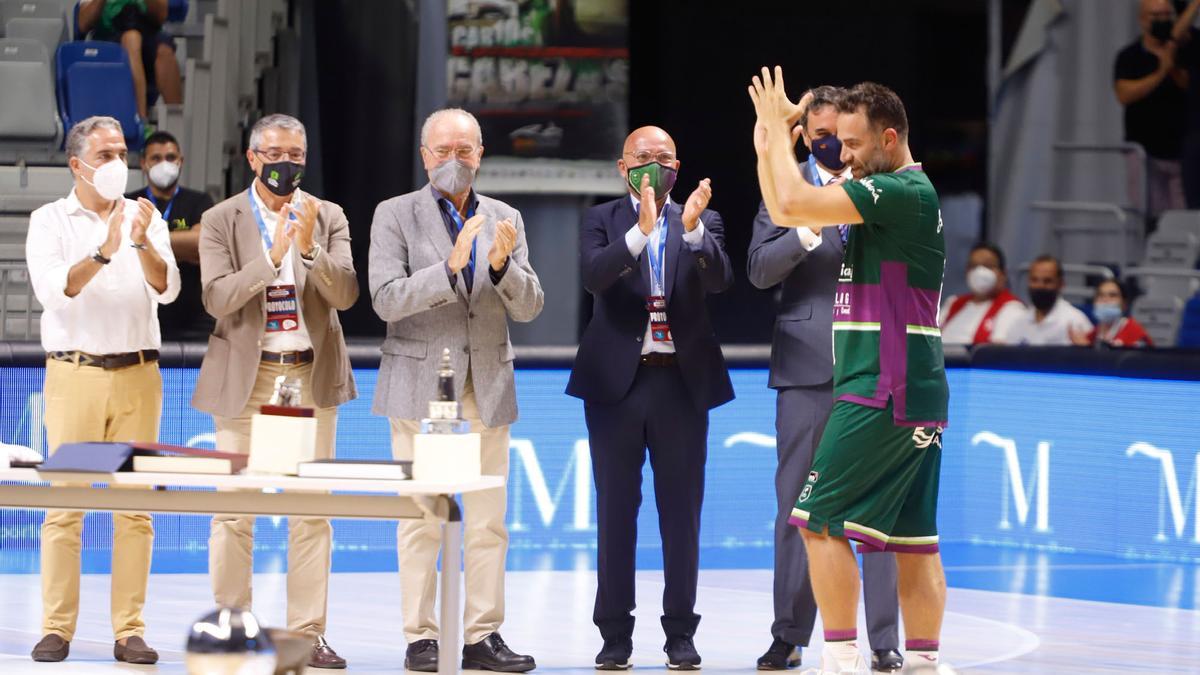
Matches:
[248,376,317,475]
[413,348,481,482]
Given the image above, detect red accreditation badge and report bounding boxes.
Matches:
[265,285,299,332]
[645,295,672,342]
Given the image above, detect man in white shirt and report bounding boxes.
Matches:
[994,255,1092,346]
[939,242,1025,346]
[192,114,359,669]
[25,116,180,665]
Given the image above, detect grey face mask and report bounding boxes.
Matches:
[429,158,475,196]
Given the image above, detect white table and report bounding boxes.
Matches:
[0,468,504,674]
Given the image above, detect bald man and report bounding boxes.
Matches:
[567,127,734,670]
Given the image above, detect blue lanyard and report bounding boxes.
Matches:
[440,198,476,279]
[646,203,669,294]
[248,187,296,249]
[806,155,823,187]
[146,186,177,222]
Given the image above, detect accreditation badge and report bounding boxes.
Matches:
[645,295,671,342]
[265,285,300,332]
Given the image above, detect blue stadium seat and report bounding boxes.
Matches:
[1178,294,1200,347]
[55,40,143,149]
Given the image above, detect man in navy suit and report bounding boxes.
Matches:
[567,126,734,671]
[748,86,902,673]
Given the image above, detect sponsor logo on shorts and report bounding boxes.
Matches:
[799,484,813,502]
[912,427,943,449]
[808,471,819,483]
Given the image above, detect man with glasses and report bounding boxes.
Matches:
[192,113,359,669]
[566,126,733,670]
[369,107,543,672]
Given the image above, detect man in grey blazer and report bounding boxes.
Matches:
[747,87,902,673]
[193,114,358,669]
[369,108,543,673]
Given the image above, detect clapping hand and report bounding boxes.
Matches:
[488,218,517,271]
[448,213,485,274]
[682,178,712,232]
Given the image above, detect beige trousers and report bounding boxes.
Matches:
[390,380,510,644]
[40,358,161,641]
[209,360,338,635]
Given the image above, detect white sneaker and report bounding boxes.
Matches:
[901,663,957,674]
[797,646,870,675]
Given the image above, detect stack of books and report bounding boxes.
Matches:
[297,459,412,480]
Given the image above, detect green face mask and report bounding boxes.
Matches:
[626,161,678,196]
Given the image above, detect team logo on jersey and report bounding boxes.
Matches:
[808,471,819,483]
[912,427,943,449]
[799,484,813,502]
[937,209,943,233]
[858,177,882,204]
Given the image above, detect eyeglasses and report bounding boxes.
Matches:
[254,148,306,162]
[624,150,676,165]
[425,144,480,160]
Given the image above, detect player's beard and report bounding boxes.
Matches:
[849,146,892,180]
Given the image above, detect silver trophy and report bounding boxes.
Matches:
[421,348,469,434]
[268,376,302,407]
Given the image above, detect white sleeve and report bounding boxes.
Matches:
[796,227,823,251]
[681,220,706,250]
[989,305,1026,344]
[145,210,181,304]
[24,207,75,311]
[624,225,650,257]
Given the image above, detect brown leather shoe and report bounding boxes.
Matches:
[114,635,159,664]
[31,634,69,662]
[309,634,347,669]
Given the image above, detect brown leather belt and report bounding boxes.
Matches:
[47,349,159,370]
[639,352,677,367]
[261,349,314,365]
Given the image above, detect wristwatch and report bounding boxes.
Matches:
[91,247,111,265]
[300,243,321,261]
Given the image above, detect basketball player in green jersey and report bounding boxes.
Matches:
[750,68,952,675]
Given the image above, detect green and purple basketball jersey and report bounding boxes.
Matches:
[835,163,948,426]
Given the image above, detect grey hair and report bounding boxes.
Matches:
[420,108,482,147]
[799,85,846,131]
[66,116,123,160]
[249,114,307,151]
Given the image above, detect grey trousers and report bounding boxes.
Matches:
[772,384,900,650]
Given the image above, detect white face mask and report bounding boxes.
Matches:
[79,158,129,201]
[966,265,998,296]
[147,160,180,190]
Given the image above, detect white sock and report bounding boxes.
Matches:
[906,649,939,666]
[827,640,862,668]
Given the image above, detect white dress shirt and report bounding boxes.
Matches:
[993,296,1093,346]
[623,195,706,355]
[250,183,315,353]
[795,161,853,251]
[26,189,180,353]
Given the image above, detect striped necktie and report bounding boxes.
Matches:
[827,175,849,246]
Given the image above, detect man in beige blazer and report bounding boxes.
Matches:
[193,114,358,670]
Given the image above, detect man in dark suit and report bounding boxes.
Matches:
[747,86,902,673]
[567,126,733,671]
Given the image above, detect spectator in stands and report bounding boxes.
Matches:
[24,115,179,665]
[1071,279,1155,348]
[78,0,183,126]
[1114,0,1188,217]
[126,131,213,340]
[939,242,1024,345]
[995,255,1093,346]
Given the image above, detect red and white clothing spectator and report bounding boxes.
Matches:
[1089,317,1154,347]
[939,290,1024,345]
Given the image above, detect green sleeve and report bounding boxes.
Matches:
[840,173,917,227]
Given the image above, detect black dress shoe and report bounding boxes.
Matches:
[461,632,536,672]
[405,639,439,672]
[872,648,904,672]
[756,637,800,670]
[595,636,633,670]
[309,635,347,669]
[31,634,69,662]
[664,635,701,670]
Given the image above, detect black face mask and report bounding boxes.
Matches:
[259,160,305,196]
[1029,288,1058,313]
[1151,18,1174,43]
